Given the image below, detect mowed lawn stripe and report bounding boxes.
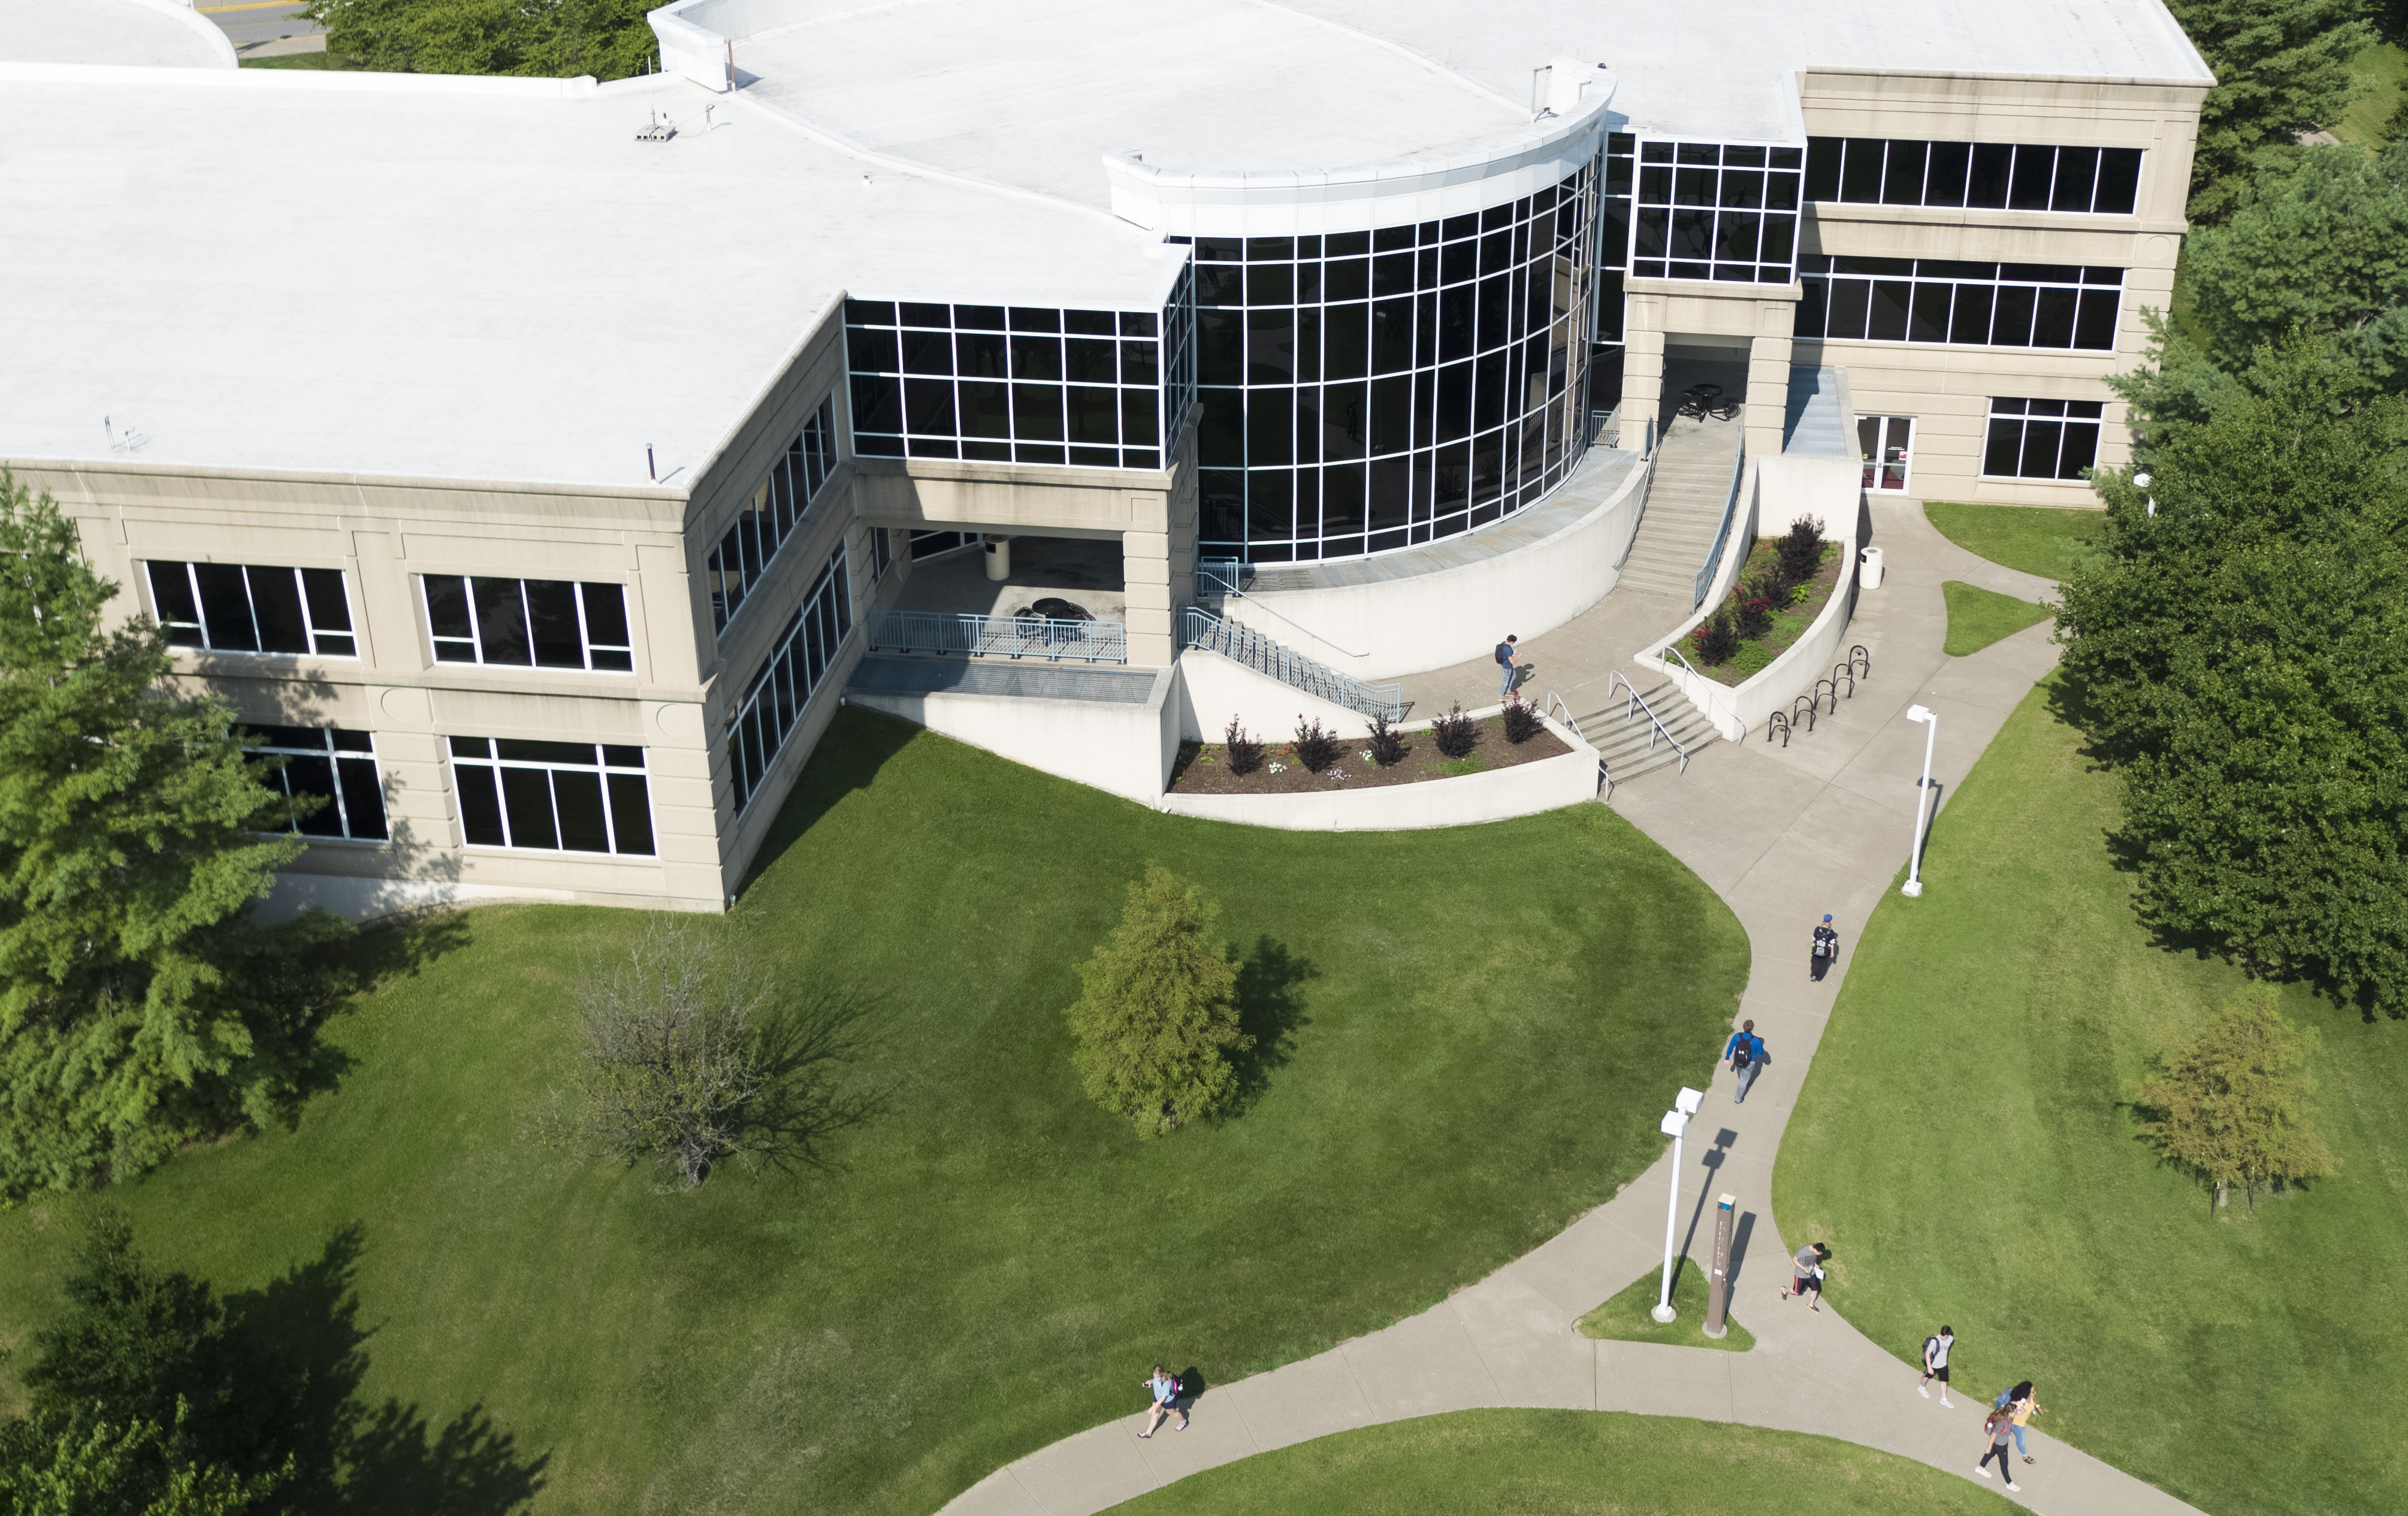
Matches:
[0,709,1748,1516]
[1774,678,2408,1516]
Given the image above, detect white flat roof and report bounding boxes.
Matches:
[0,70,1177,490]
[0,0,231,68]
[0,0,2210,493]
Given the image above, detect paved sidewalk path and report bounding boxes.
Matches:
[942,500,2198,1516]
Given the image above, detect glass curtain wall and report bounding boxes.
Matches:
[1593,132,1635,395]
[1795,258,2122,350]
[1629,141,1802,283]
[845,269,1194,472]
[1185,159,1600,562]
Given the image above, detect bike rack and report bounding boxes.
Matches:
[1848,644,1872,680]
[1790,693,1818,735]
[1766,710,1791,747]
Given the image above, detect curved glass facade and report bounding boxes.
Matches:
[1185,158,1600,562]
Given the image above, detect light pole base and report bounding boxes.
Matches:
[1900,879,1923,898]
[1649,1303,1677,1324]
[1702,1322,1728,1339]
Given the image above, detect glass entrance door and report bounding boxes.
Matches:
[1858,415,1915,491]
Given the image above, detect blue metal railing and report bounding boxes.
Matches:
[871,610,1126,664]
[1179,606,1404,722]
[1196,557,1248,598]
[1691,437,1747,609]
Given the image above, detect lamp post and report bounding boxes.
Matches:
[1651,1085,1706,1324]
[1901,703,1938,898]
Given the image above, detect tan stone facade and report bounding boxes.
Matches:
[1620,68,2206,505]
[23,318,1194,917]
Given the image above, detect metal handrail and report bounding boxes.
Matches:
[871,610,1126,664]
[1691,436,1747,609]
[1545,690,1611,797]
[1192,558,1374,659]
[1605,671,1691,775]
[1179,606,1404,721]
[1659,644,1745,740]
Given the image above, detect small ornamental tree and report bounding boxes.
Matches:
[545,921,769,1189]
[0,473,352,1199]
[1064,865,1250,1138]
[2136,990,2338,1211]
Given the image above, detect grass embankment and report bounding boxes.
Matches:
[1775,679,2408,1516]
[1923,502,2104,581]
[1576,1255,1755,1352]
[0,709,1748,1516]
[1940,582,2051,657]
[2334,42,2407,146]
[1686,540,1842,685]
[1103,1411,2014,1515]
[240,50,363,70]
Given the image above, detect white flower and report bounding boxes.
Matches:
[1361,750,1376,763]
[1267,761,1286,774]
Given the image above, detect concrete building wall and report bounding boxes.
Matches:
[1793,70,2207,505]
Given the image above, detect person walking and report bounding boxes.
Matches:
[1723,1019,1767,1104]
[1917,1325,1955,1406]
[1139,1364,1188,1437]
[1975,1405,2023,1491]
[1495,634,1521,699]
[1998,1381,2044,1463]
[1780,1240,1828,1309]
[1810,914,1839,982]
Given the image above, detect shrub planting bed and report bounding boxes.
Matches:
[1681,517,1843,686]
[1169,709,1569,795]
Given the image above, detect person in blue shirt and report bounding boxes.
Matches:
[1495,634,1521,699]
[1723,1019,1766,1104]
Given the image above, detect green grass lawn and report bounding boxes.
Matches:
[1102,1411,2014,1514]
[1575,1252,1754,1352]
[0,709,1748,1516]
[1923,502,2105,580]
[1940,582,2052,657]
[240,50,364,70]
[1773,678,2408,1516]
[2333,42,2408,146]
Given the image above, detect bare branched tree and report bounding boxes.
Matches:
[545,920,771,1190]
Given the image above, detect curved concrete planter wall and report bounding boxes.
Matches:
[1159,714,1601,831]
[1637,454,1865,742]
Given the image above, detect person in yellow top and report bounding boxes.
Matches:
[1999,1379,2045,1463]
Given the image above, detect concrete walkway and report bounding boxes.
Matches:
[941,499,2198,1516]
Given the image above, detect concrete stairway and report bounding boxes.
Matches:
[1562,672,1721,789]
[1617,411,1744,600]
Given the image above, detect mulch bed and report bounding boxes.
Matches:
[1684,541,1844,687]
[1167,712,1570,795]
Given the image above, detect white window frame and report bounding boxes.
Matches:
[419,577,635,672]
[146,562,357,659]
[448,738,655,855]
[246,725,389,842]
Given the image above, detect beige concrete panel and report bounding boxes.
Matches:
[1127,629,1176,667]
[123,518,352,563]
[1123,580,1172,613]
[427,687,646,739]
[1127,493,1170,531]
[851,463,1173,537]
[1123,530,1170,561]
[400,534,632,578]
[1806,209,2151,264]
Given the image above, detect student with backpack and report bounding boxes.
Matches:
[1975,1405,2023,1491]
[1495,634,1521,699]
[1723,1019,1767,1104]
[1140,1364,1188,1437]
[1810,914,1840,982]
[1917,1325,1955,1406]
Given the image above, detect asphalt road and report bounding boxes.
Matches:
[197,0,325,55]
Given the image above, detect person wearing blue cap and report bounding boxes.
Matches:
[1811,914,1839,982]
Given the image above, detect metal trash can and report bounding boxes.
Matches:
[1859,544,1886,590]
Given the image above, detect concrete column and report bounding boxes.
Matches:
[1122,512,1174,667]
[1745,332,1793,462]
[1621,327,1666,442]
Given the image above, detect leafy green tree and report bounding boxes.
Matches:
[1064,865,1251,1138]
[2163,0,2376,221]
[2189,143,2408,385]
[2060,344,2408,1016]
[0,1408,283,1516]
[2137,990,2338,1208]
[300,0,660,80]
[0,473,353,1198]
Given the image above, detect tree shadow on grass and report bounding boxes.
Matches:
[219,1224,548,1515]
[743,981,897,1178]
[1226,935,1313,1113]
